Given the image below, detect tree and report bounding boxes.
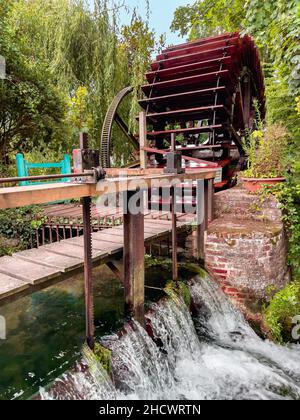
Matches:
[0,1,68,167]
[121,11,156,131]
[245,0,300,95]
[171,0,245,40]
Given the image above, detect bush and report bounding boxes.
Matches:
[243,123,289,178]
[0,206,44,255]
[264,279,300,344]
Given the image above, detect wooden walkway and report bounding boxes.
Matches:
[0,213,194,302]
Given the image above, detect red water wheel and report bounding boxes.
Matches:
[138,32,265,170]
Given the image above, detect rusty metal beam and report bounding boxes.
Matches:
[106,261,123,283]
[171,186,178,281]
[82,196,94,350]
[139,111,148,169]
[115,113,139,150]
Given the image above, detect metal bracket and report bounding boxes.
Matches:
[163,133,185,175]
[164,151,185,174]
[73,134,106,184]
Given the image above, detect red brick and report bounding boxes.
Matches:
[210,264,226,269]
[205,250,220,256]
[223,287,239,294]
[217,257,228,263]
[208,238,223,244]
[213,269,228,274]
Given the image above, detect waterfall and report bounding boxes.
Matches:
[41,275,300,400]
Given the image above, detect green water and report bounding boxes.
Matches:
[0,259,193,400]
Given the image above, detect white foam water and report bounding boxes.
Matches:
[41,275,300,400]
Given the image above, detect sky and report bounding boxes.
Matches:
[117,0,191,46]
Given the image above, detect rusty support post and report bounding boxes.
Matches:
[139,111,148,212]
[82,195,94,350]
[207,178,215,223]
[123,190,145,325]
[171,185,178,281]
[171,132,176,152]
[80,132,95,350]
[196,179,205,260]
[139,111,147,169]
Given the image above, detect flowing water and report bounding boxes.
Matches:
[41,275,300,401]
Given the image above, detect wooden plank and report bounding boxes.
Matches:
[142,70,230,93]
[162,32,235,53]
[0,256,60,284]
[14,249,83,272]
[0,171,217,210]
[146,125,222,137]
[93,232,124,245]
[146,57,232,83]
[155,37,239,61]
[147,105,228,121]
[144,226,167,234]
[59,235,122,255]
[0,273,29,299]
[42,243,86,259]
[0,183,93,209]
[151,45,236,71]
[98,228,124,238]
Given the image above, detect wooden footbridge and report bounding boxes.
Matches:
[0,167,216,350]
[0,32,265,351]
[0,209,194,301]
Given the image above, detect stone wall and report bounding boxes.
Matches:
[205,188,289,310]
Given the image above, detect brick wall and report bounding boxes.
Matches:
[205,188,290,310]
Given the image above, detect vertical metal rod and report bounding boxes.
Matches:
[212,54,226,148]
[139,111,147,169]
[207,178,215,223]
[82,195,95,350]
[171,132,176,152]
[196,179,205,259]
[171,185,178,281]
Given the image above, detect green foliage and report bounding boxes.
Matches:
[172,1,300,97]
[0,0,68,164]
[296,97,300,115]
[258,182,300,280]
[271,183,300,278]
[245,0,300,95]
[0,206,45,255]
[243,100,289,179]
[0,0,157,167]
[171,0,245,39]
[176,134,185,145]
[264,279,300,343]
[171,2,300,153]
[164,280,191,307]
[266,77,300,179]
[145,255,172,270]
[243,123,289,179]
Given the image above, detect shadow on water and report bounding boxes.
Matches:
[0,263,125,400]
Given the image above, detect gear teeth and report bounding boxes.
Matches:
[101,87,133,168]
[82,196,95,349]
